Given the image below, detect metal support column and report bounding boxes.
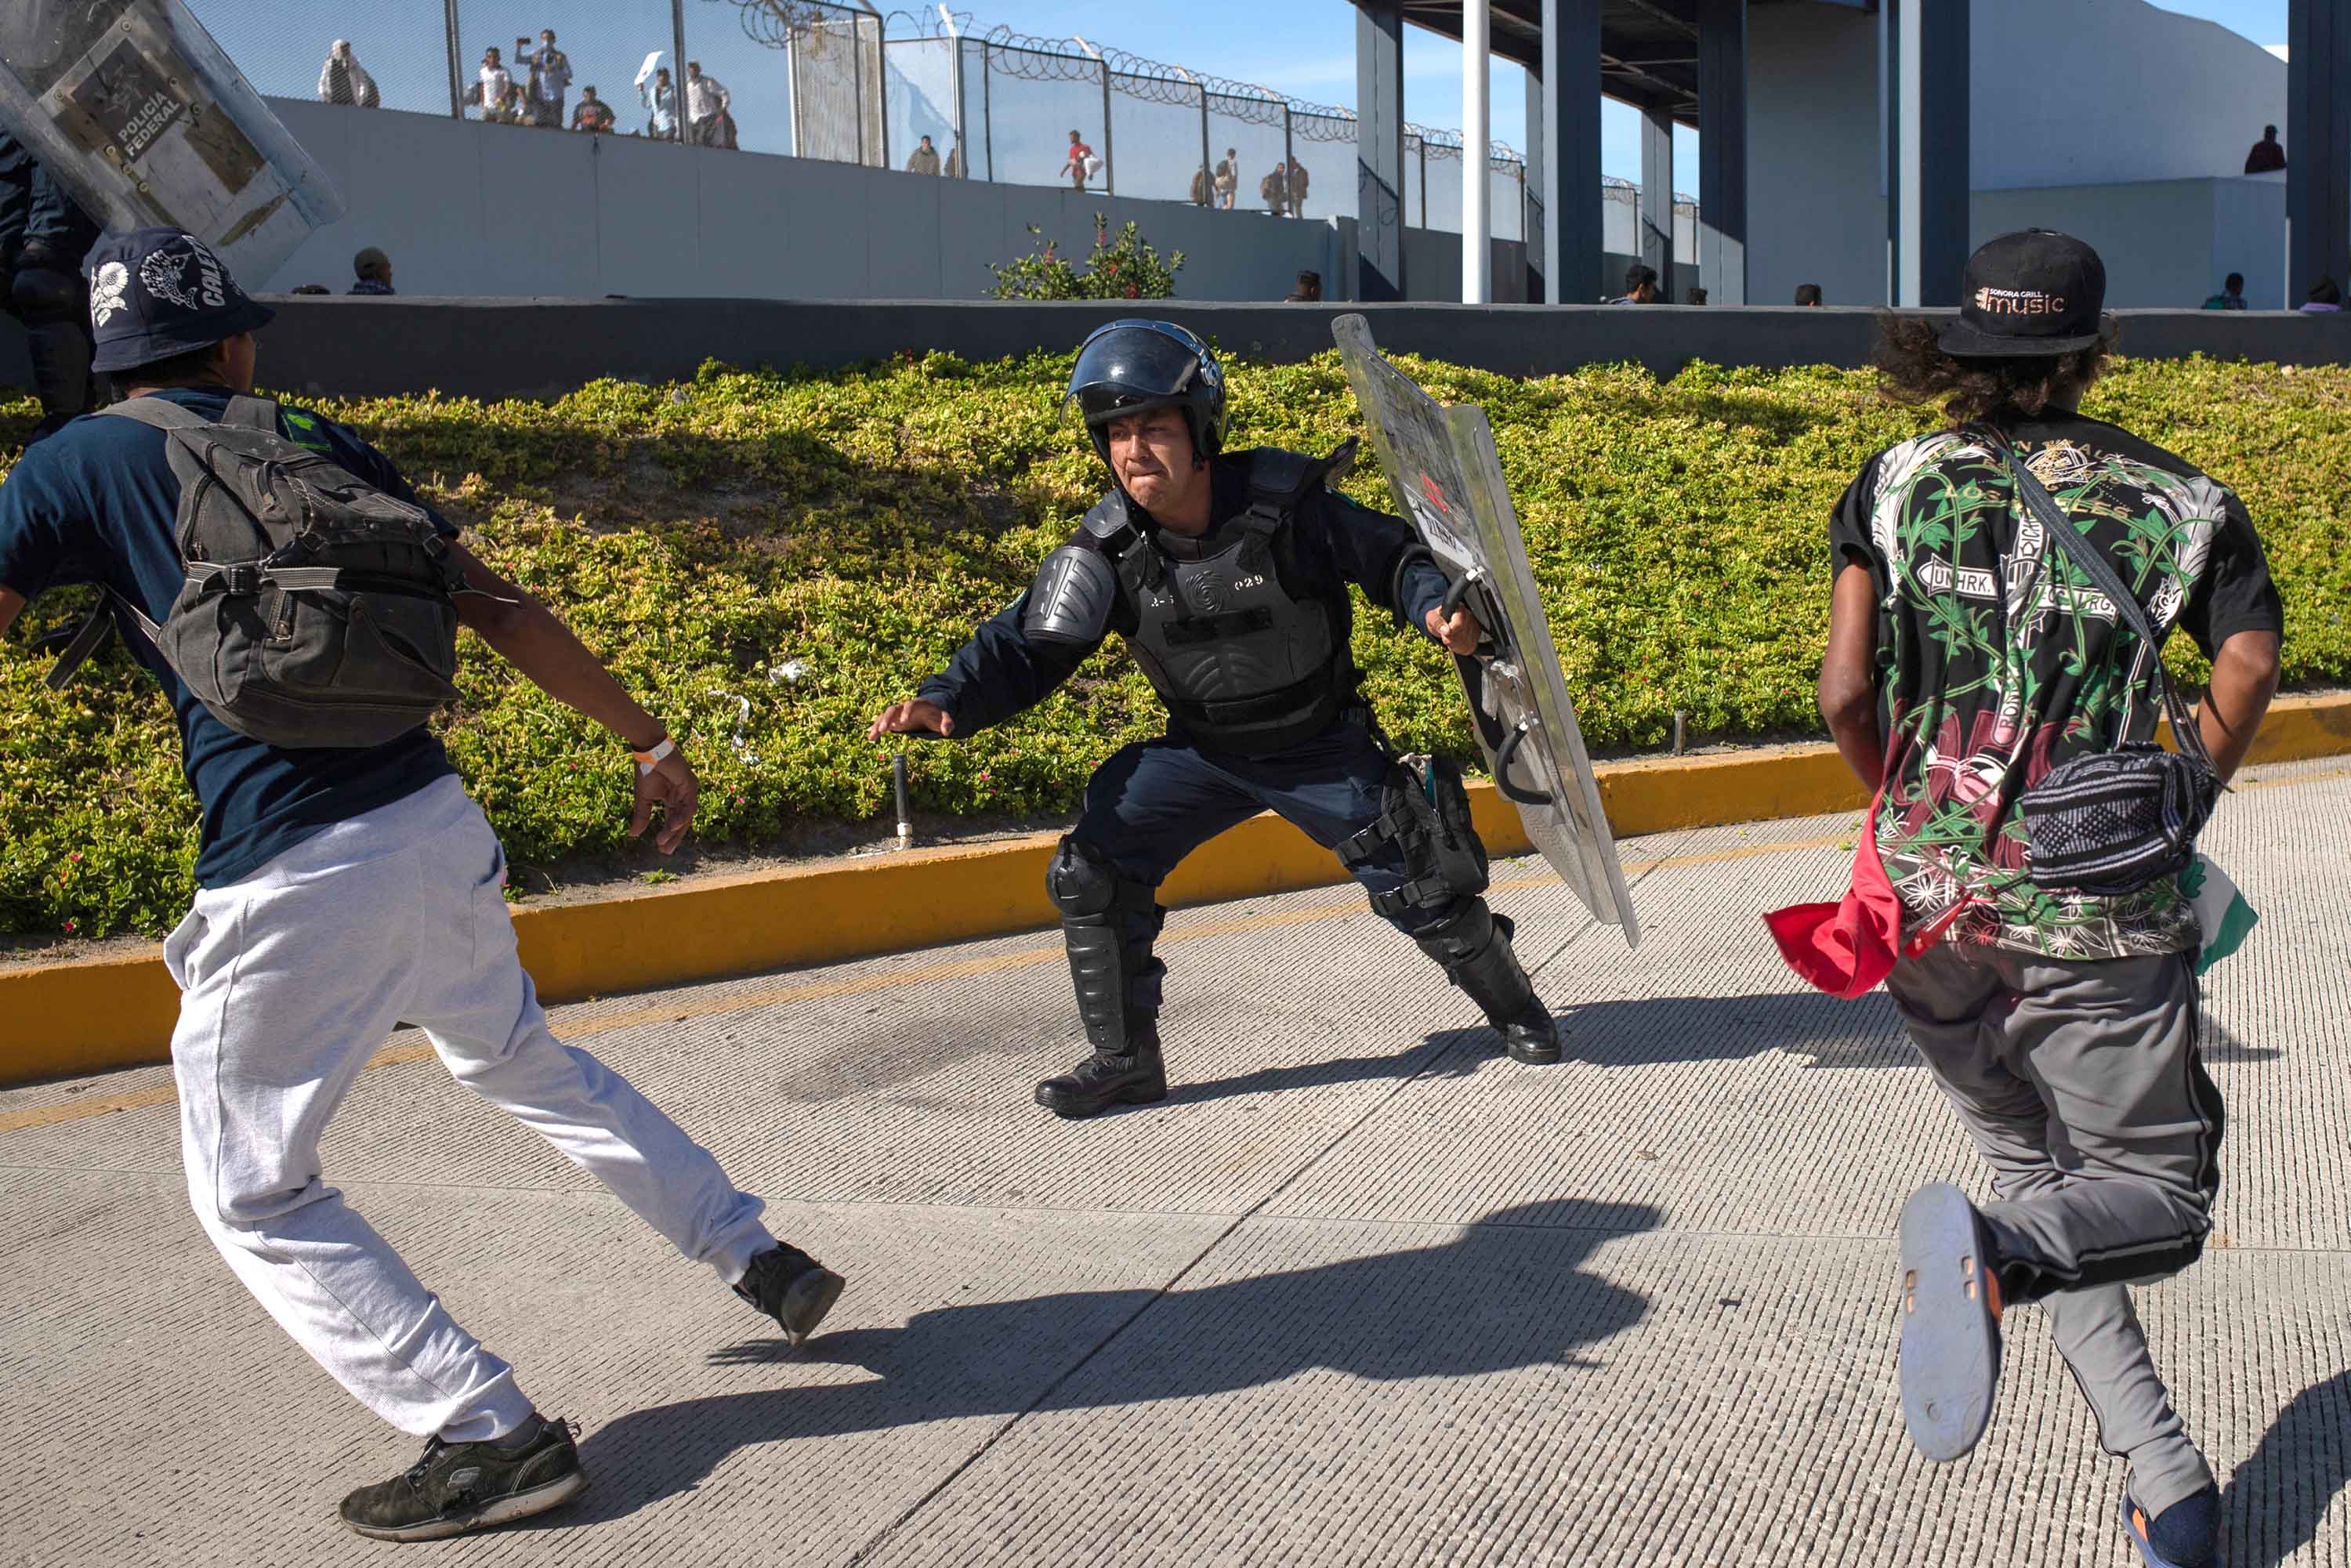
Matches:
[1284,108,1296,216]
[1539,0,1602,306]
[2291,0,2351,306]
[1696,0,1747,304]
[1356,0,1407,299]
[1885,0,1968,306]
[1462,0,1491,302]
[1100,59,1115,196]
[671,0,688,144]
[444,0,465,119]
[1639,101,1673,300]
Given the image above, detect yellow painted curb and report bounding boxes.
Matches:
[6,691,2346,1088]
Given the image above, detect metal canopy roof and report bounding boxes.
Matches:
[1369,1,1854,128]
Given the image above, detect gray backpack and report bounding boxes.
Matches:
[45,395,465,749]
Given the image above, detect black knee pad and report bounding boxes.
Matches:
[10,263,82,324]
[1046,835,1123,921]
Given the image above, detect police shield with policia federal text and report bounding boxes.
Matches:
[869,320,1560,1117]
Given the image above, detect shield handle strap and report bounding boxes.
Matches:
[1493,719,1555,806]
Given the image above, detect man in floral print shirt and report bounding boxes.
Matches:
[1817,233,2281,1568]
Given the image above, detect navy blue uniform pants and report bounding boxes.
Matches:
[1069,712,1457,1016]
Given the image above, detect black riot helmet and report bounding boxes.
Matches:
[1065,319,1227,469]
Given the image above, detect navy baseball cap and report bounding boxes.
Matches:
[1937,230,2106,358]
[85,227,275,374]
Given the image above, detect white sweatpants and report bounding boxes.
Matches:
[165,777,776,1443]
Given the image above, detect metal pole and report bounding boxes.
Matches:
[1100,59,1114,196]
[982,45,994,180]
[945,13,966,179]
[850,16,867,165]
[875,16,889,171]
[1199,85,1212,207]
[444,0,464,119]
[1462,0,1490,302]
[1284,107,1295,215]
[670,0,687,144]
[1419,137,1426,228]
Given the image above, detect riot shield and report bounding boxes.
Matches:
[0,1,343,283]
[1331,314,1639,947]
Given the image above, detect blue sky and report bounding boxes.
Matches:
[969,0,2288,187]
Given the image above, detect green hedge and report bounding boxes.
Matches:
[2,349,2345,940]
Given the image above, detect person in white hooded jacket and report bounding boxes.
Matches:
[317,40,379,108]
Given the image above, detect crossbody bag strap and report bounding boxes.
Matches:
[1998,441,2218,775]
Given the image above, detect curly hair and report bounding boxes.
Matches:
[1872,313,2118,427]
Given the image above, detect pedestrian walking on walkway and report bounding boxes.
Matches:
[1791,230,2282,1568]
[0,229,846,1544]
[869,320,1560,1119]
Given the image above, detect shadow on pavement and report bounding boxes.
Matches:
[554,1198,1660,1526]
[2225,1367,2351,1567]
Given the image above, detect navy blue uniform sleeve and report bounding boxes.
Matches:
[915,592,1101,736]
[1313,490,1448,640]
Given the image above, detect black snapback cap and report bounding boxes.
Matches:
[1937,229,2106,357]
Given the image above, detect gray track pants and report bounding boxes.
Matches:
[1885,943,2224,1515]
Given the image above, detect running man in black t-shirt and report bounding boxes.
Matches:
[1812,231,2281,1568]
[0,230,847,1541]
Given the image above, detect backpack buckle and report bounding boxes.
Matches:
[217,563,263,596]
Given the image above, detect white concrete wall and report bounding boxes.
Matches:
[1746,2,1885,310]
[261,98,1353,303]
[1972,0,2285,190]
[1972,176,2288,310]
[1745,0,2285,309]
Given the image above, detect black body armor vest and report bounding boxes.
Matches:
[1084,445,1357,756]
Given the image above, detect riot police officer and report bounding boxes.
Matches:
[868,320,1559,1118]
[0,132,101,439]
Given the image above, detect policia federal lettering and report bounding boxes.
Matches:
[870,320,1560,1119]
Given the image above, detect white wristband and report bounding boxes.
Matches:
[632,737,676,776]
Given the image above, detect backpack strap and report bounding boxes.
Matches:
[95,394,213,431]
[41,589,165,691]
[222,394,282,433]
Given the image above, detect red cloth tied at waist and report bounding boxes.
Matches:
[1762,788,1968,998]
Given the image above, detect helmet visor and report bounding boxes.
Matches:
[1066,320,1208,425]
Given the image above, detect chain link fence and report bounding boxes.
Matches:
[178,2,1672,244]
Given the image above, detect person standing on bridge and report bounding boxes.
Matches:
[868,319,1560,1119]
[1795,230,2281,1568]
[0,230,846,1543]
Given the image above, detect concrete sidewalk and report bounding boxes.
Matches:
[3,758,2346,1567]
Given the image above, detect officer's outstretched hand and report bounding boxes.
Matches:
[868,697,955,741]
[1427,605,1485,657]
[630,749,699,855]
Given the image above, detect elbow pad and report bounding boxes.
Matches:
[1021,545,1118,646]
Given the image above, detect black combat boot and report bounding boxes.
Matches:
[1415,903,1562,1065]
[1035,1013,1169,1118]
[1038,837,1172,1118]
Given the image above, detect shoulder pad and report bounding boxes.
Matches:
[1079,491,1136,543]
[1022,545,1119,646]
[1237,438,1362,506]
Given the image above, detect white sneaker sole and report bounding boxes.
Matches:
[344,1467,589,1542]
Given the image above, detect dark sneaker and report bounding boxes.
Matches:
[339,1417,586,1542]
[2120,1484,2219,1568]
[1494,998,1562,1066]
[1897,1182,2004,1462]
[733,1244,846,1347]
[1035,1037,1168,1119]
